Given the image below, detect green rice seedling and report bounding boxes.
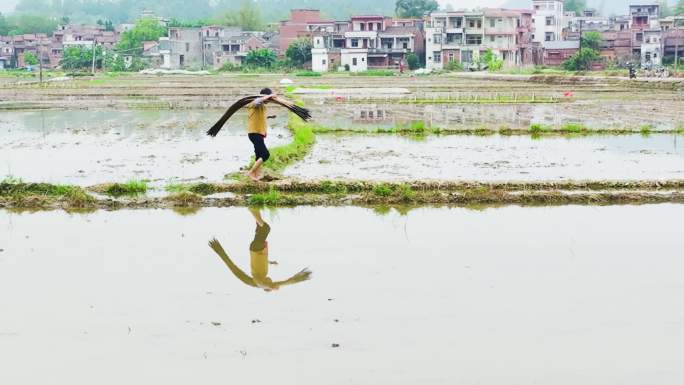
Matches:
[560,122,587,133]
[373,183,393,197]
[249,187,281,205]
[396,184,415,202]
[104,180,148,197]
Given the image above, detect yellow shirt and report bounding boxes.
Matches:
[247,102,267,136]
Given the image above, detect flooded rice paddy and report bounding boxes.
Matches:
[307,99,684,131]
[286,134,684,181]
[2,109,683,185]
[0,110,291,185]
[1,204,683,384]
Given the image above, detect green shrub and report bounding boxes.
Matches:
[295,70,322,77]
[373,183,393,197]
[406,53,420,70]
[445,60,464,71]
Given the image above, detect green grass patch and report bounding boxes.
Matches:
[319,181,348,194]
[396,184,415,202]
[353,69,395,76]
[103,180,148,197]
[529,123,552,134]
[372,183,394,197]
[261,114,316,172]
[165,191,203,206]
[639,124,653,135]
[249,187,281,205]
[0,180,94,208]
[295,70,322,77]
[560,122,588,133]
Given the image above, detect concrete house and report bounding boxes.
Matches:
[425,9,535,70]
[532,0,564,43]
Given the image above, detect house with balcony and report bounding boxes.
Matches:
[312,15,422,73]
[425,9,535,70]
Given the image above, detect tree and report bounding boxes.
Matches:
[395,0,439,18]
[406,52,419,70]
[562,47,600,70]
[24,52,39,65]
[4,14,58,36]
[285,38,312,67]
[60,45,103,69]
[660,0,673,17]
[244,48,277,68]
[0,13,10,36]
[217,1,263,30]
[581,31,601,51]
[675,0,684,15]
[564,0,587,15]
[479,48,503,71]
[115,18,167,55]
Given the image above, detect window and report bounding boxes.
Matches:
[546,16,554,26]
[448,52,454,62]
[534,5,540,9]
[433,34,442,44]
[369,23,373,31]
[322,59,326,65]
[545,32,554,41]
[477,20,482,28]
[362,57,365,62]
[490,36,495,42]
[353,57,357,65]
[462,50,473,63]
[360,23,365,31]
[469,20,475,28]
[636,32,643,42]
[351,38,359,47]
[185,43,189,51]
[490,19,495,27]
[402,41,408,49]
[466,34,482,45]
[433,51,441,62]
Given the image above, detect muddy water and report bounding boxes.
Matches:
[0,110,291,185]
[286,134,684,181]
[1,205,683,384]
[306,99,684,131]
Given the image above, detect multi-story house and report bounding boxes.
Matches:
[312,16,423,72]
[425,9,535,70]
[159,27,204,69]
[279,9,335,56]
[629,2,662,66]
[531,0,564,43]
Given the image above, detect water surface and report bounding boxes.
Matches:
[1,205,683,384]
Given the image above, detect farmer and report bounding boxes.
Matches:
[246,88,276,181]
[208,208,312,292]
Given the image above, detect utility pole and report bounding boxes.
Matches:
[91,41,96,74]
[39,42,43,85]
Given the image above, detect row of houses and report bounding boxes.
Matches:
[0,24,125,69]
[1,2,683,72]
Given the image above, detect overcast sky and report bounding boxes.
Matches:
[0,0,19,13]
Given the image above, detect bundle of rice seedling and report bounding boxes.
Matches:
[207,95,311,137]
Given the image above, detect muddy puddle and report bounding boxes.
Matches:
[306,99,684,131]
[0,110,291,185]
[286,134,684,181]
[1,204,683,384]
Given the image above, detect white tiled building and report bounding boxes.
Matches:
[531,0,564,43]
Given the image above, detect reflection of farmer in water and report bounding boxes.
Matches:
[208,208,312,291]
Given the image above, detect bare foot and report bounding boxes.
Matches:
[247,172,259,182]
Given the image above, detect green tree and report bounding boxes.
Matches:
[562,47,600,71]
[406,52,419,70]
[564,0,587,15]
[675,0,684,15]
[479,48,503,71]
[0,13,10,36]
[660,0,673,17]
[244,48,277,68]
[115,18,167,55]
[24,52,39,65]
[581,31,601,51]
[395,0,439,18]
[60,45,104,69]
[5,14,58,36]
[285,38,312,67]
[218,0,263,30]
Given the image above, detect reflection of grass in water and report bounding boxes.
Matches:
[104,180,148,197]
[249,187,280,205]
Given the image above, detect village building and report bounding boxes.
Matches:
[531,0,564,43]
[425,9,536,70]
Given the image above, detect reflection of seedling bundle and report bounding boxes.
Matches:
[207,95,312,137]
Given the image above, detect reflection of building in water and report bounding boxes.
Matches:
[423,104,565,128]
[208,208,311,292]
[353,105,391,122]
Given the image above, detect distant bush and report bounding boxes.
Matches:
[354,69,395,76]
[219,61,240,72]
[295,70,322,77]
[445,60,463,71]
[406,53,420,70]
